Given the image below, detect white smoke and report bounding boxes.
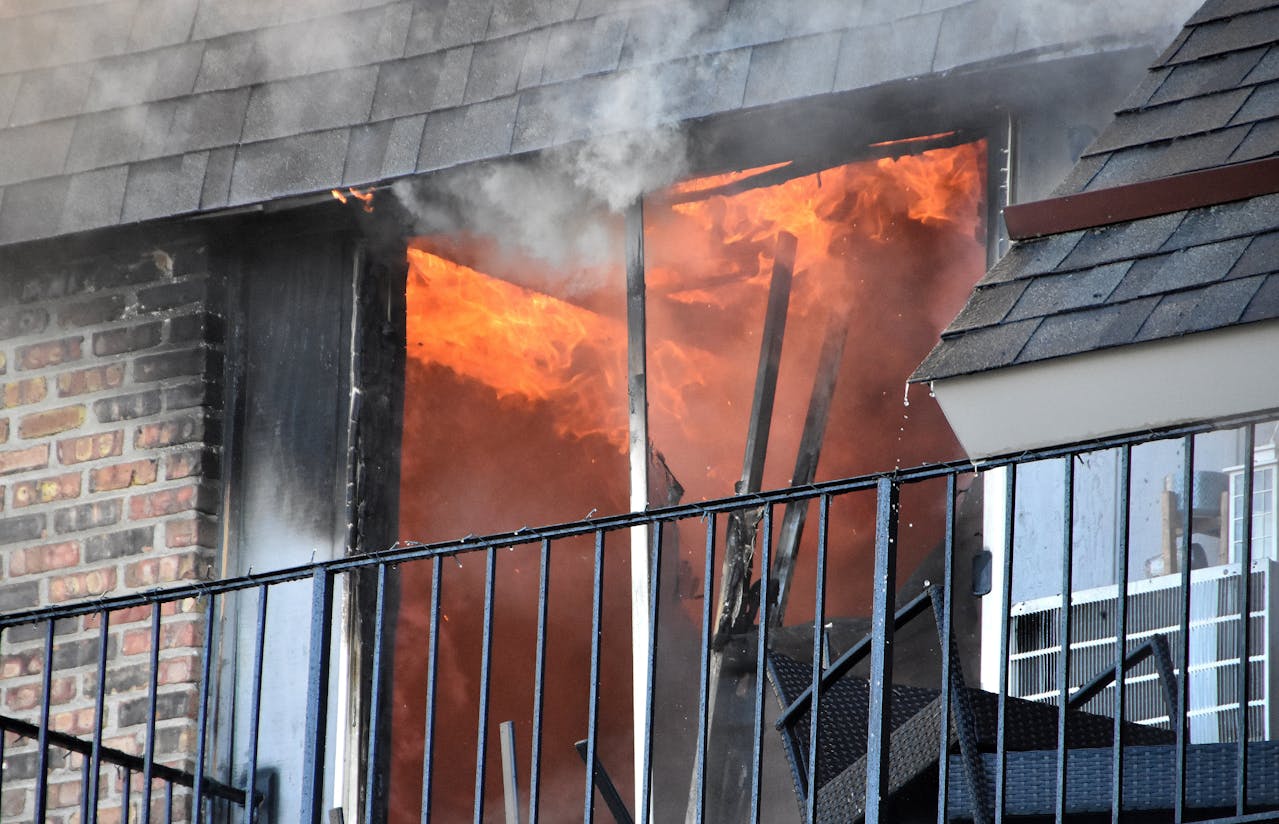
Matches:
[392,0,1203,281]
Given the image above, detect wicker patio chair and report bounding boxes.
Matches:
[947,741,1279,818]
[767,586,1177,824]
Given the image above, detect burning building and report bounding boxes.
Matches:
[2,0,1275,823]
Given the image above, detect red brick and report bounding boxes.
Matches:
[1,649,42,677]
[90,460,158,492]
[55,364,124,397]
[104,733,141,756]
[129,486,196,520]
[134,415,203,449]
[0,443,49,475]
[50,706,95,735]
[157,655,199,685]
[18,405,86,439]
[124,554,201,588]
[121,620,199,654]
[8,540,80,576]
[164,516,216,548]
[16,337,82,370]
[11,472,81,508]
[5,676,75,711]
[57,430,123,465]
[53,499,121,533]
[49,778,85,810]
[165,449,203,480]
[82,601,179,630]
[48,567,117,602]
[2,788,24,818]
[1,376,47,408]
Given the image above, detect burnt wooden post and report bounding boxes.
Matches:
[689,232,796,824]
[767,296,854,628]
[714,230,798,644]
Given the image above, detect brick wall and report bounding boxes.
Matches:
[0,234,223,823]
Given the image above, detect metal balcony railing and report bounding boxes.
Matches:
[1,409,1278,824]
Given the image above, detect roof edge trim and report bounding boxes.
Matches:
[1004,155,1279,240]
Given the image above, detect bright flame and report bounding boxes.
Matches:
[392,138,991,822]
[665,161,793,197]
[331,186,375,212]
[650,143,985,311]
[868,130,957,148]
[406,248,627,446]
[403,140,985,473]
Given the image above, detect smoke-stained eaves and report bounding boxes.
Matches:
[0,0,1192,246]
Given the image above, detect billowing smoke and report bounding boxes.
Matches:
[390,0,1200,283]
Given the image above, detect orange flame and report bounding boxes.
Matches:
[868,130,957,148]
[406,248,627,447]
[331,186,375,212]
[403,140,985,478]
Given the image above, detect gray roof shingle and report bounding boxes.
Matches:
[916,0,1279,383]
[0,0,1202,246]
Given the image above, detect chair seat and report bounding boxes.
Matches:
[768,651,1175,824]
[946,741,1279,818]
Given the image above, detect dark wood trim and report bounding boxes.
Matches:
[1004,155,1279,240]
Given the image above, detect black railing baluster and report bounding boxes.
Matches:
[936,474,957,824]
[694,515,717,824]
[34,618,54,823]
[364,564,389,824]
[89,611,110,824]
[1055,458,1075,824]
[0,413,1272,824]
[473,546,497,824]
[806,495,831,824]
[302,569,335,824]
[865,478,900,824]
[125,767,133,822]
[529,539,551,824]
[142,603,162,824]
[1175,436,1194,824]
[995,465,1017,824]
[244,586,268,824]
[749,505,775,824]
[420,557,443,824]
[81,741,91,824]
[1237,424,1255,816]
[1112,446,1132,824]
[583,530,606,823]
[639,521,663,824]
[193,595,216,824]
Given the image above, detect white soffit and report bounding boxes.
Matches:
[929,320,1279,460]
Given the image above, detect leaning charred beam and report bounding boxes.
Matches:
[713,231,797,648]
[767,295,854,629]
[657,130,973,207]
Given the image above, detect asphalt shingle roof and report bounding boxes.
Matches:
[0,0,1191,246]
[914,0,1279,382]
[1056,1,1279,195]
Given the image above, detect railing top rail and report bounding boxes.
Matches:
[1,406,1275,629]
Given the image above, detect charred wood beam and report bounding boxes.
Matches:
[767,296,854,629]
[713,231,797,648]
[656,130,972,207]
